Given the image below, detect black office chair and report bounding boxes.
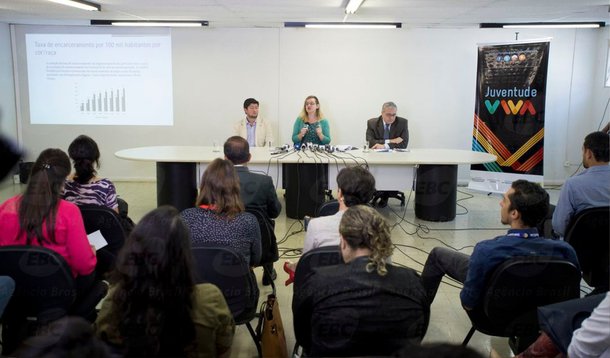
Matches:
[304,200,340,231]
[191,246,262,358]
[371,190,405,207]
[292,246,343,356]
[461,256,581,354]
[315,199,340,217]
[293,245,343,289]
[78,204,127,279]
[246,208,278,291]
[564,206,609,293]
[0,246,108,354]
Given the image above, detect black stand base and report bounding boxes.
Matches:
[284,163,328,219]
[415,164,457,222]
[156,162,197,212]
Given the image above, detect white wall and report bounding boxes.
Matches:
[5,25,608,184]
[0,23,17,142]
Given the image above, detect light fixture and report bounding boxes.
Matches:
[481,22,605,29]
[48,0,100,11]
[285,22,401,29]
[345,0,365,14]
[91,20,208,27]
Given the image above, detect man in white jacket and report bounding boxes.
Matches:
[234,98,274,148]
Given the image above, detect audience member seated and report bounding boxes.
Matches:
[224,136,281,218]
[420,180,579,310]
[552,131,610,237]
[0,148,97,297]
[514,292,609,358]
[224,136,281,285]
[180,159,262,300]
[62,134,134,232]
[292,205,429,357]
[181,158,261,266]
[95,206,235,357]
[18,316,113,358]
[284,166,376,281]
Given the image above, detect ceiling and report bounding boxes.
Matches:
[0,0,608,28]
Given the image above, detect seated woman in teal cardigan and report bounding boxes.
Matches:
[291,95,331,145]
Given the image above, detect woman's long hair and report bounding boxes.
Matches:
[298,95,325,122]
[195,158,243,217]
[68,135,100,184]
[109,206,196,356]
[18,148,71,245]
[339,205,394,276]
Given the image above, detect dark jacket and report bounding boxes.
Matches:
[292,256,429,357]
[235,166,281,219]
[366,116,409,149]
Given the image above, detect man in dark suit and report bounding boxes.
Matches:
[366,101,409,150]
[224,136,282,285]
[366,101,409,206]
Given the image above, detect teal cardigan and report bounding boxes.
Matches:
[291,118,331,145]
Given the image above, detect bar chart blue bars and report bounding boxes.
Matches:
[80,88,126,113]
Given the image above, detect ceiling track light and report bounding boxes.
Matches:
[48,0,100,11]
[481,22,605,29]
[345,0,365,14]
[285,22,401,29]
[91,20,209,27]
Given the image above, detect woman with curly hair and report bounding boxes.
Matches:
[94,206,235,357]
[292,205,429,357]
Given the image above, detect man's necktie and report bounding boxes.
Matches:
[384,123,390,140]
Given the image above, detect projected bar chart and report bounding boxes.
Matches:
[80,88,126,113]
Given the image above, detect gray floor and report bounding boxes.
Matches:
[0,179,567,358]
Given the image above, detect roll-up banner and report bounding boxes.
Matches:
[469,41,550,193]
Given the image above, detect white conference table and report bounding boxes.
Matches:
[116,146,496,221]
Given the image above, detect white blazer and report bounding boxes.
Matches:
[233,117,274,147]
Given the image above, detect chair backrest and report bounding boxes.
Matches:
[292,245,343,354]
[191,246,258,324]
[563,206,610,287]
[316,200,339,217]
[78,204,127,276]
[294,245,343,289]
[245,207,278,265]
[482,256,581,335]
[0,245,76,323]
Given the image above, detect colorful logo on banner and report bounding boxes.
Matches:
[470,42,549,179]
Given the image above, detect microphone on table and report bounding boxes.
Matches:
[271,144,292,155]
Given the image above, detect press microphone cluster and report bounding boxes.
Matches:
[296,142,339,153]
[271,142,355,154]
